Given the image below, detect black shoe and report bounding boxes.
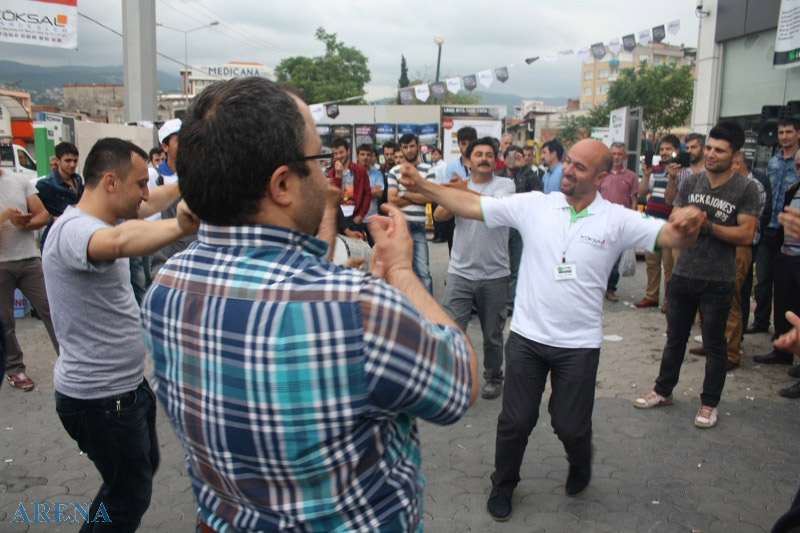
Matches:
[430,237,445,243]
[778,381,800,399]
[565,463,591,496]
[745,324,769,334]
[789,365,800,379]
[487,488,512,521]
[753,351,793,365]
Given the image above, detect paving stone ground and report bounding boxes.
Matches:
[1,242,799,532]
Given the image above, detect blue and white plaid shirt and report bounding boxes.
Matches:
[141,223,472,532]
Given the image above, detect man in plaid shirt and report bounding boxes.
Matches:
[141,77,477,532]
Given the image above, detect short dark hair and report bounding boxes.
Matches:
[399,133,418,146]
[83,138,147,187]
[778,119,800,131]
[356,143,373,155]
[542,139,564,160]
[55,142,79,159]
[708,121,745,152]
[430,146,443,156]
[658,134,681,152]
[685,133,705,145]
[456,127,478,143]
[382,141,399,153]
[466,137,498,159]
[177,77,310,224]
[148,147,164,159]
[504,145,523,159]
[332,137,349,151]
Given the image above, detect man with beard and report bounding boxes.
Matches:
[141,77,476,532]
[399,138,705,521]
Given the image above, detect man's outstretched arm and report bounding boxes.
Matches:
[398,163,483,221]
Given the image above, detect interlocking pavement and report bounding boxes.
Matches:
[1,243,799,532]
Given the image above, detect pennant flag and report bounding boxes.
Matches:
[608,37,621,55]
[622,33,636,52]
[399,88,414,105]
[445,77,462,93]
[414,84,430,102]
[652,25,666,43]
[638,29,651,47]
[309,104,325,123]
[591,42,606,61]
[559,49,574,55]
[478,69,494,88]
[326,103,339,119]
[575,47,591,62]
[668,19,680,35]
[525,56,539,64]
[463,74,477,91]
[431,82,446,101]
[543,53,558,63]
[494,66,509,83]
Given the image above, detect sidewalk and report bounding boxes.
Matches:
[1,243,799,532]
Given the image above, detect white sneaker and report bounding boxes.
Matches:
[694,405,718,428]
[633,390,672,409]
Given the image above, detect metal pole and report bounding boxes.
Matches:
[184,31,188,107]
[435,45,442,83]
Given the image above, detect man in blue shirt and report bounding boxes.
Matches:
[750,119,800,340]
[540,139,564,194]
[440,127,477,253]
[35,142,83,246]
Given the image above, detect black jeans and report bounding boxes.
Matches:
[55,379,160,532]
[773,253,800,359]
[491,332,599,496]
[753,230,779,329]
[655,274,734,407]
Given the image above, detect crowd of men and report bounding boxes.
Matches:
[0,75,799,530]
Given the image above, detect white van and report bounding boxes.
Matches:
[0,140,38,180]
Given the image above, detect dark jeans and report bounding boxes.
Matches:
[741,245,756,334]
[773,253,800,359]
[507,229,523,312]
[55,379,160,532]
[752,230,779,329]
[655,274,734,407]
[607,254,622,292]
[442,273,508,383]
[491,332,599,496]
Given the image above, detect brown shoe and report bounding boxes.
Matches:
[605,291,619,302]
[689,346,706,356]
[634,298,658,308]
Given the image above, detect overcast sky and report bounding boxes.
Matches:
[3,0,700,101]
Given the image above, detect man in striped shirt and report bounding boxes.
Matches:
[387,134,436,292]
[141,77,477,532]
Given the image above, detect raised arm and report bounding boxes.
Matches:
[398,163,483,221]
[138,183,181,219]
[656,205,706,249]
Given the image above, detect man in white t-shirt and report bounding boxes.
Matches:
[399,138,706,521]
[435,137,515,400]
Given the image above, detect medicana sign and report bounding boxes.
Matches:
[774,0,800,69]
[0,0,78,50]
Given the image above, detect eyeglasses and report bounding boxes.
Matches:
[295,153,331,162]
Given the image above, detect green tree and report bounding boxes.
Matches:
[578,103,611,129]
[557,115,589,147]
[275,27,370,104]
[606,64,693,138]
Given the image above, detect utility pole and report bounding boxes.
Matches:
[122,0,157,124]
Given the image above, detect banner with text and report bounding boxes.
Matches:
[0,0,78,49]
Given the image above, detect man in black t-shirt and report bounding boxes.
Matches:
[635,122,761,429]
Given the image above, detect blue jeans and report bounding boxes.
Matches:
[55,379,160,532]
[442,273,508,382]
[408,222,433,293]
[654,275,734,407]
[607,254,621,292]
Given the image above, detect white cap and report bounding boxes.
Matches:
[158,118,181,145]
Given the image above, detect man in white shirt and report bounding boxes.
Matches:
[398,138,706,521]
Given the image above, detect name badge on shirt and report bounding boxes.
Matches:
[554,262,578,281]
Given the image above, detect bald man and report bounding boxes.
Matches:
[399,138,706,520]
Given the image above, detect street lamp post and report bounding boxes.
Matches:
[434,36,444,83]
[157,21,219,107]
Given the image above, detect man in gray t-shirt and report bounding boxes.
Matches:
[436,138,516,400]
[43,138,194,530]
[636,122,761,430]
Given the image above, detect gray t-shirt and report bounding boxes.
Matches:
[448,176,516,280]
[43,206,145,399]
[0,170,40,262]
[673,171,762,282]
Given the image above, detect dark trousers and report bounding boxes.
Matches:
[55,379,160,532]
[491,332,599,496]
[773,253,800,359]
[507,229,523,312]
[655,274,734,407]
[753,230,780,329]
[607,254,622,292]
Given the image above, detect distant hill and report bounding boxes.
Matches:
[370,91,568,116]
[0,60,182,104]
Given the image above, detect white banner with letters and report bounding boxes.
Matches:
[0,0,78,50]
